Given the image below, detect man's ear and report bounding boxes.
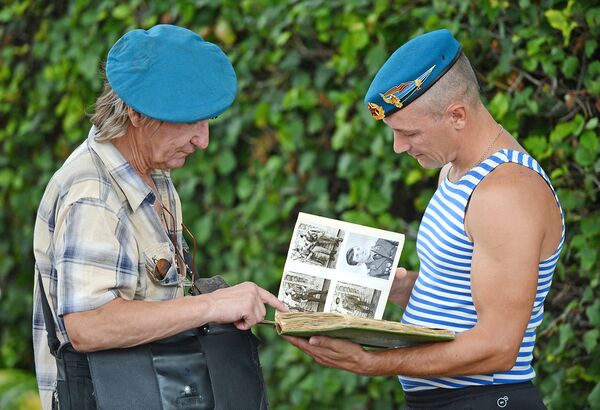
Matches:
[127,106,144,127]
[446,103,467,130]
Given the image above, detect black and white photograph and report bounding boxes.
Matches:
[337,232,399,280]
[280,212,405,320]
[289,223,345,269]
[279,271,331,312]
[329,282,381,319]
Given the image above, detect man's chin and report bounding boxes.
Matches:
[416,156,443,169]
[166,158,187,169]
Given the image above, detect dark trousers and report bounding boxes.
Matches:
[404,381,546,410]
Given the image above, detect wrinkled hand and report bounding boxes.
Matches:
[206,282,288,330]
[283,335,372,375]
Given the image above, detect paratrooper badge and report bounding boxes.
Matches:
[380,64,436,110]
[368,102,385,120]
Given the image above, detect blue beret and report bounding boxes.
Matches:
[106,24,237,123]
[364,29,461,120]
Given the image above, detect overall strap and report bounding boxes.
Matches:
[37,273,61,357]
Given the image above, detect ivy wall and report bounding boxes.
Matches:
[0,1,599,408]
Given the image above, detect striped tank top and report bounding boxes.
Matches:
[400,149,565,391]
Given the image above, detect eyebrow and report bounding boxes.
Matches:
[394,127,420,134]
[383,119,419,134]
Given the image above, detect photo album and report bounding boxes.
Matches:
[277,212,404,319]
[270,213,455,348]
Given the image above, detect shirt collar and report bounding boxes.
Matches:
[86,126,168,212]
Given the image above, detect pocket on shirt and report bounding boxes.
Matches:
[142,242,181,287]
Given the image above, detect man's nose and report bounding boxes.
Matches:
[393,132,409,154]
[191,120,209,148]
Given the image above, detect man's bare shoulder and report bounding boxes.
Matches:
[472,162,553,206]
[466,162,559,243]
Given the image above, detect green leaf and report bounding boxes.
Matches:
[331,123,352,150]
[561,56,579,78]
[527,37,546,56]
[578,248,598,272]
[489,92,510,120]
[581,215,600,237]
[583,329,599,354]
[254,102,270,128]
[588,382,600,410]
[366,189,390,214]
[214,19,236,46]
[275,31,291,46]
[557,189,586,211]
[404,169,422,186]
[585,7,600,28]
[522,58,538,72]
[585,39,598,58]
[582,286,595,303]
[585,117,599,130]
[236,176,254,199]
[574,147,596,167]
[216,150,237,175]
[340,210,377,227]
[523,136,549,158]
[365,43,388,76]
[545,7,578,45]
[580,130,599,151]
[111,4,131,20]
[558,323,574,351]
[587,300,600,327]
[550,122,575,143]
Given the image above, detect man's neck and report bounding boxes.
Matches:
[111,130,153,181]
[449,110,503,180]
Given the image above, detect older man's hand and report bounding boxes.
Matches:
[205,282,288,330]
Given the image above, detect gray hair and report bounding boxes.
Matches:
[91,83,160,141]
[90,83,130,142]
[417,52,481,119]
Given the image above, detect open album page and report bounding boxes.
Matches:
[277,212,405,320]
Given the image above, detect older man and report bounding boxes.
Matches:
[33,24,286,409]
[284,29,563,409]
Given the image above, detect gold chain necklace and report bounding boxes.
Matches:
[475,124,504,167]
[448,124,505,181]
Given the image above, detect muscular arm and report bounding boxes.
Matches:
[287,165,560,377]
[65,282,287,352]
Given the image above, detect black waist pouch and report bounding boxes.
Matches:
[52,325,266,410]
[87,324,267,410]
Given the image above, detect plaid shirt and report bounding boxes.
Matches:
[33,126,184,409]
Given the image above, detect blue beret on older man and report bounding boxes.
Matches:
[106,24,237,123]
[364,29,461,120]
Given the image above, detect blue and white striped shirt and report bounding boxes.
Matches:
[400,149,564,391]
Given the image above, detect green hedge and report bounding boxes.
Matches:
[1,1,599,408]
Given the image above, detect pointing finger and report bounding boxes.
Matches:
[257,287,289,312]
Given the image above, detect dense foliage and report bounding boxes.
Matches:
[1,0,599,408]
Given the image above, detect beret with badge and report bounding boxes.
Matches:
[106,24,237,123]
[364,29,462,120]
